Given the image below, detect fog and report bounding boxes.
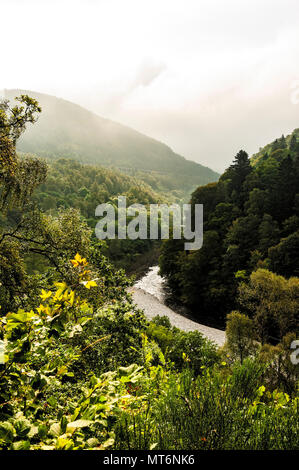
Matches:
[2,0,299,171]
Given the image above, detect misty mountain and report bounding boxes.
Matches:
[4,89,219,197]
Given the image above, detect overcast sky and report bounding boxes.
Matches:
[2,0,299,171]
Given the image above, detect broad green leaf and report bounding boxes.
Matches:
[67,419,93,431]
[0,422,15,442]
[49,422,61,437]
[11,440,30,450]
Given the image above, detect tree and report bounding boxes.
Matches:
[258,214,280,255]
[0,94,46,209]
[275,155,298,222]
[259,332,299,394]
[225,311,256,363]
[222,150,252,208]
[0,95,43,193]
[268,231,299,278]
[271,137,286,152]
[223,214,260,268]
[0,95,47,312]
[0,97,111,313]
[238,269,299,343]
[289,134,297,152]
[279,135,287,149]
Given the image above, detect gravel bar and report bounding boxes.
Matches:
[130,287,226,347]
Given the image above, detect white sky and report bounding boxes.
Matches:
[2,0,299,171]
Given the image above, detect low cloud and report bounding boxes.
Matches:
[132,61,166,89]
[3,0,299,172]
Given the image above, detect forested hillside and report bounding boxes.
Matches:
[251,130,299,166]
[4,89,219,199]
[160,139,299,337]
[0,95,298,452]
[33,157,163,218]
[31,157,163,274]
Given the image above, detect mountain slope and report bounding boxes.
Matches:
[4,89,219,196]
[251,129,299,166]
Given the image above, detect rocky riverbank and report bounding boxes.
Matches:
[130,266,226,347]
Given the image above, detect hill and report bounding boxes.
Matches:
[4,89,219,198]
[160,146,299,329]
[251,129,299,166]
[28,158,164,274]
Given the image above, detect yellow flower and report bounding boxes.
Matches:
[68,290,75,306]
[40,289,52,301]
[36,304,46,314]
[81,280,97,290]
[70,253,88,267]
[36,304,51,316]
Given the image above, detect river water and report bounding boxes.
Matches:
[134,266,166,302]
[130,266,226,347]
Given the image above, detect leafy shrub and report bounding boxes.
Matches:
[115,366,299,450]
[0,255,145,449]
[147,316,219,374]
[68,302,147,377]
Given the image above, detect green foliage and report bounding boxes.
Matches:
[23,156,164,274]
[0,95,46,211]
[0,103,135,312]
[69,302,147,377]
[114,366,298,450]
[34,158,163,215]
[268,231,299,277]
[225,311,257,363]
[0,95,40,168]
[252,129,299,165]
[238,269,299,343]
[258,333,299,395]
[0,94,298,451]
[0,255,147,450]
[0,253,298,450]
[160,144,299,327]
[147,316,219,374]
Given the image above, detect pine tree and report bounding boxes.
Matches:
[229,150,252,188]
[271,139,280,152]
[280,135,287,149]
[289,134,297,152]
[228,150,252,209]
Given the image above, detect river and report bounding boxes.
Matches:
[130,266,225,347]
